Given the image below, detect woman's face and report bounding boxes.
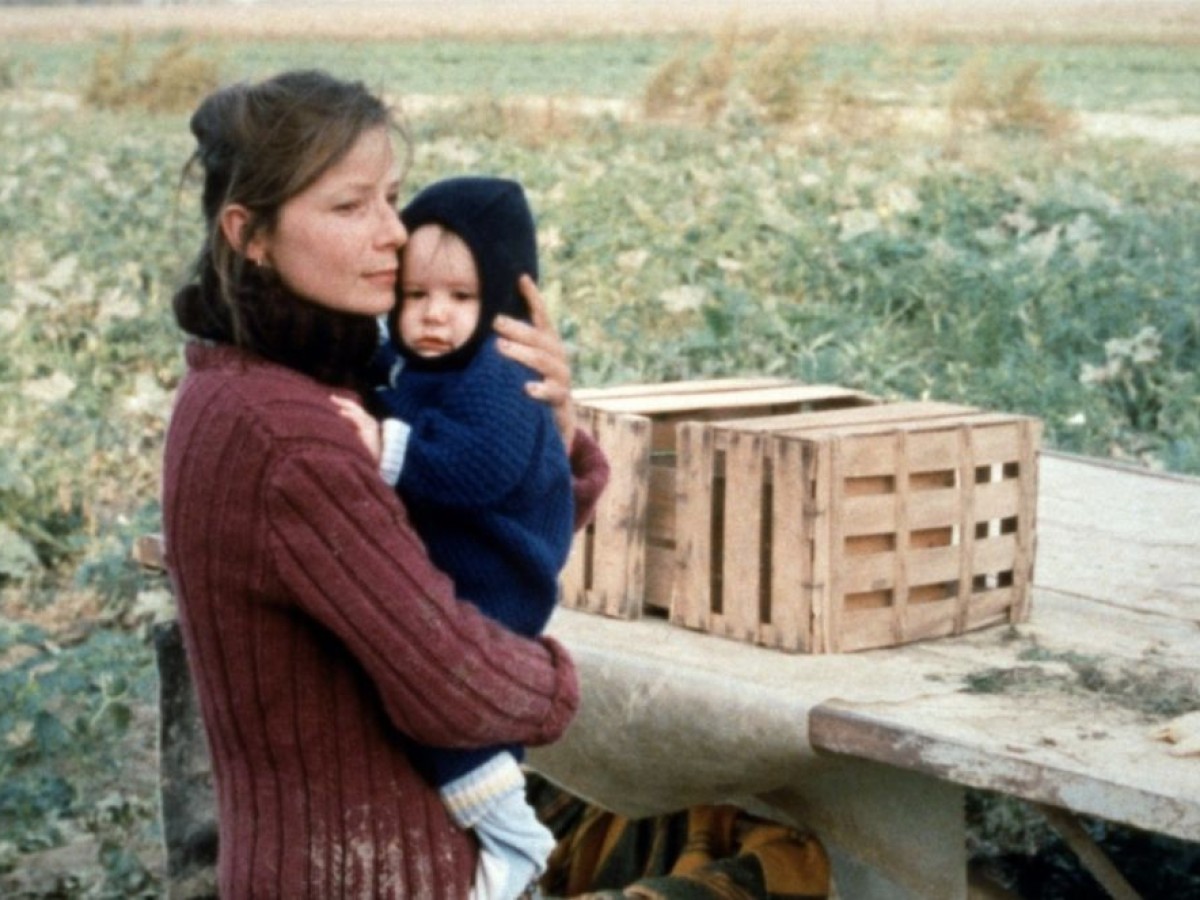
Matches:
[249,126,406,316]
[398,225,483,357]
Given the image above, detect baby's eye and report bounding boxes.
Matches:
[453,291,478,303]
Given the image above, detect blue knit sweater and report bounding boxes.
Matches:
[374,334,574,785]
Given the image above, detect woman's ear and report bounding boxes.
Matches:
[219,203,268,264]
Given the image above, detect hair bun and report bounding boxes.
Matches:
[189,82,246,175]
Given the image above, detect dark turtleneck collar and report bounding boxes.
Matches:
[174,262,379,390]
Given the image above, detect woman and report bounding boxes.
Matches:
[162,69,607,898]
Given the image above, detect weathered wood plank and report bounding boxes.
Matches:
[572,377,794,404]
[584,410,651,618]
[724,401,977,435]
[766,436,810,652]
[672,422,714,632]
[721,430,766,644]
[580,383,875,416]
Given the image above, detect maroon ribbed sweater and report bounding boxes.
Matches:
[161,343,604,899]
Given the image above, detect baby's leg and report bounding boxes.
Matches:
[468,780,556,900]
[443,752,555,900]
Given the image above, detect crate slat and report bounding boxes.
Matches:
[572,377,795,404]
[567,408,651,618]
[608,384,879,453]
[890,430,912,645]
[765,436,811,652]
[1012,419,1042,623]
[954,424,978,635]
[727,401,977,435]
[673,422,715,631]
[720,430,767,644]
[581,383,875,416]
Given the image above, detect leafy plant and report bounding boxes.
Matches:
[0,622,159,889]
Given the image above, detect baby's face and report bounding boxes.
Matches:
[398,225,482,357]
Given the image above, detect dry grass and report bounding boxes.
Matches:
[642,51,695,119]
[947,55,1075,140]
[743,30,812,124]
[642,17,740,123]
[84,33,221,113]
[2,1,1199,44]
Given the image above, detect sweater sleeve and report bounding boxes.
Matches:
[263,445,579,751]
[569,427,610,530]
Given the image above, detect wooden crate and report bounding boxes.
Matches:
[561,379,879,619]
[672,402,1042,652]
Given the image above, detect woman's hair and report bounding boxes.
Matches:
[175,69,407,385]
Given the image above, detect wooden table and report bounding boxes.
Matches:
[530,452,1200,898]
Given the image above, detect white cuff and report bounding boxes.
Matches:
[379,418,412,486]
[441,752,526,829]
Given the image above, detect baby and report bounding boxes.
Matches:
[341,176,572,900]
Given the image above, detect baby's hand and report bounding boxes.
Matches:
[332,396,382,463]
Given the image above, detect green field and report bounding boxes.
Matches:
[1,17,1198,897]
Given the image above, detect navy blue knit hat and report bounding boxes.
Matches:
[391,176,538,371]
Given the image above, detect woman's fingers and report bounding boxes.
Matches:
[496,274,577,446]
[495,322,565,379]
[496,275,571,384]
[520,273,551,330]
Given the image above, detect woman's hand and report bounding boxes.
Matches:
[495,274,576,448]
[332,396,382,463]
